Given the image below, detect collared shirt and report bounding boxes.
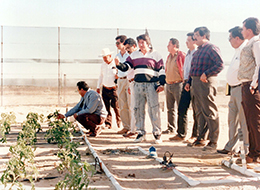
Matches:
[116,51,129,78]
[65,89,107,118]
[226,40,247,86]
[97,60,117,88]
[165,53,182,83]
[183,49,196,80]
[190,42,223,77]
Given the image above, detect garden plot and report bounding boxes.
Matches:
[0,115,114,190]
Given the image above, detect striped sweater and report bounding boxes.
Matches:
[116,49,166,86]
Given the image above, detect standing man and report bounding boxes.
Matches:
[122,38,138,138]
[97,48,121,129]
[237,17,260,163]
[57,81,107,137]
[169,33,198,141]
[162,38,186,135]
[115,35,131,134]
[115,34,165,144]
[217,26,249,155]
[185,27,224,151]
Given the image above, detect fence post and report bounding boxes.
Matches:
[1,26,3,106]
[58,27,61,106]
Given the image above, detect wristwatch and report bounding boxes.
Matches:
[249,86,254,90]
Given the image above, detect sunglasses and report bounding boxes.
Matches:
[116,42,121,45]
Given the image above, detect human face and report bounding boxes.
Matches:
[77,87,84,97]
[116,39,125,51]
[138,39,149,52]
[193,31,204,46]
[242,24,250,40]
[125,44,136,54]
[103,54,112,64]
[228,33,237,48]
[167,41,176,54]
[186,36,194,50]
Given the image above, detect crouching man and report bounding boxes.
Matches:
[57,81,107,137]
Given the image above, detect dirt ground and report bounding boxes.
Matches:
[0,86,260,190]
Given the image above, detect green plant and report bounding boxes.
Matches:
[17,112,44,146]
[55,158,92,190]
[45,111,74,148]
[0,141,38,190]
[0,112,16,143]
[25,112,44,133]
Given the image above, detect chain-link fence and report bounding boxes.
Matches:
[0,26,231,106]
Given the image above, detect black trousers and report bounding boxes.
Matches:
[177,83,198,138]
[102,86,121,127]
[242,82,260,159]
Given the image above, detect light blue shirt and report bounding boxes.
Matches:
[116,51,129,78]
[183,49,196,80]
[65,89,107,118]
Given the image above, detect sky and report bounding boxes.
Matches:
[1,0,260,32]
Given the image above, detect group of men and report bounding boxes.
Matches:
[58,17,260,163]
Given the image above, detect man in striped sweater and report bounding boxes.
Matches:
[115,34,166,144]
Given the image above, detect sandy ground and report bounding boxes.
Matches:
[0,86,260,190]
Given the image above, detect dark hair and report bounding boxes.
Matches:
[194,27,210,40]
[124,38,137,47]
[115,35,127,43]
[243,17,260,35]
[228,26,244,40]
[77,81,89,91]
[169,38,179,48]
[136,34,152,49]
[187,32,195,41]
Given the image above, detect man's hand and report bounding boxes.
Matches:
[57,113,65,120]
[184,83,190,92]
[200,73,208,83]
[156,86,164,93]
[250,86,256,94]
[73,113,78,119]
[114,57,120,66]
[97,88,100,94]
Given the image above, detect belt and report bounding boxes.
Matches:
[242,81,252,86]
[129,78,134,83]
[230,84,241,88]
[119,76,127,79]
[183,79,188,83]
[167,80,183,84]
[103,85,116,90]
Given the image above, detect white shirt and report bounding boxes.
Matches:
[226,40,247,86]
[183,49,196,80]
[97,60,117,88]
[116,51,129,78]
[240,36,260,88]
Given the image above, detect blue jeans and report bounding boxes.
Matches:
[134,82,161,136]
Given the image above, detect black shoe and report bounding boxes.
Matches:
[187,140,206,147]
[162,129,173,134]
[217,149,230,154]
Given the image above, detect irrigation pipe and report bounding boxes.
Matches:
[77,125,124,190]
[137,146,260,186]
[222,160,260,178]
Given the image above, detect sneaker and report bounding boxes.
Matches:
[134,134,146,143]
[169,135,184,141]
[162,129,174,134]
[202,142,217,151]
[154,134,162,144]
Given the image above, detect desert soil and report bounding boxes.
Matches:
[0,86,259,190]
